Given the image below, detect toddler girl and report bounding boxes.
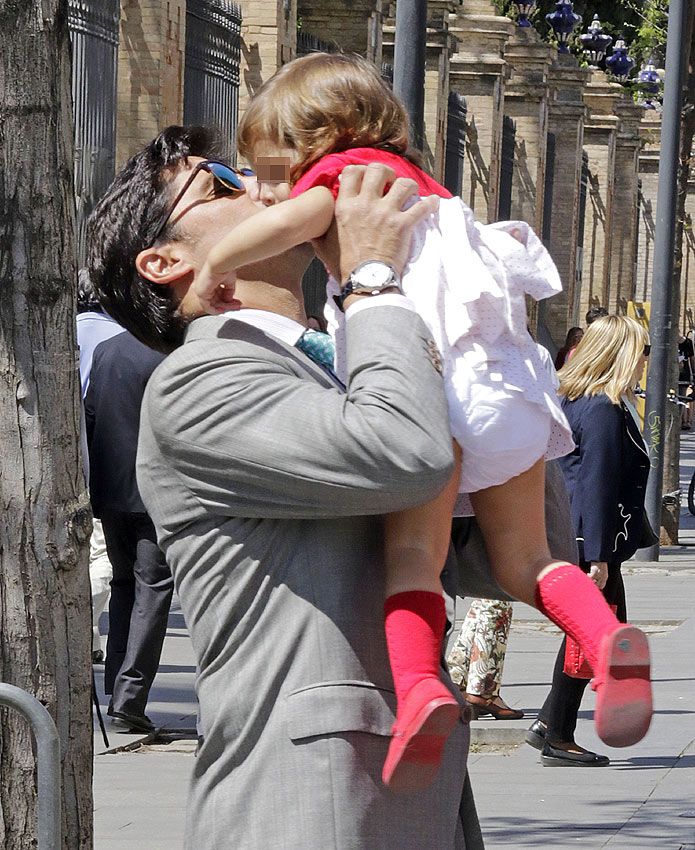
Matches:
[192,53,652,793]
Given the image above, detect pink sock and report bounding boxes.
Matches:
[384,591,446,705]
[535,564,621,671]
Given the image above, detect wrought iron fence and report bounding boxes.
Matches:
[542,131,556,246]
[184,0,242,161]
[573,150,590,317]
[498,115,516,221]
[444,92,466,197]
[68,0,119,265]
[296,31,339,56]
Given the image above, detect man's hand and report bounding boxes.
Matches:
[313,163,439,283]
[589,561,608,590]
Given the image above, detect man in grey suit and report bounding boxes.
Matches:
[87,126,483,849]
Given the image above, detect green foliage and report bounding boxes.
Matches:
[492,1,665,65]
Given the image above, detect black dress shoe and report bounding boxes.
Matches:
[525,719,547,751]
[540,742,610,767]
[107,705,156,734]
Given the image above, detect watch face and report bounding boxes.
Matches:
[357,262,392,288]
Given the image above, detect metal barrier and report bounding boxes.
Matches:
[68,0,120,266]
[0,683,61,850]
[184,0,242,162]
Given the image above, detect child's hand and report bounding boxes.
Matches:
[193,263,240,315]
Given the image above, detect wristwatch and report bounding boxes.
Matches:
[338,261,402,309]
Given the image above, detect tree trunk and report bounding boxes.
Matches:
[0,1,93,848]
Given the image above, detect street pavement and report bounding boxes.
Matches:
[93,435,695,849]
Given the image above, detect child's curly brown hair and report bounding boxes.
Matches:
[237,53,414,183]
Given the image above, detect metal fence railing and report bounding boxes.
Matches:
[0,683,61,850]
[296,30,339,56]
[444,92,467,197]
[184,0,242,162]
[68,0,120,266]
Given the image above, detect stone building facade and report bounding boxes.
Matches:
[88,0,693,348]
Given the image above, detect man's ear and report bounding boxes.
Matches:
[135,243,194,287]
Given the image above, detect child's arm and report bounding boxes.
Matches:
[195,186,335,312]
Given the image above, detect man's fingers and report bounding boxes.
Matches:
[336,165,367,199]
[382,176,420,210]
[358,162,397,198]
[401,194,439,226]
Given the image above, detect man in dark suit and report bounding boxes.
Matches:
[85,330,172,732]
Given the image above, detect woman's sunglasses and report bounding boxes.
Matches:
[148,160,254,247]
[644,345,651,357]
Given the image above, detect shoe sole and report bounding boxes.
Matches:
[540,754,610,767]
[383,699,460,794]
[594,626,652,748]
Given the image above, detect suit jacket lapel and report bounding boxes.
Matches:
[185,316,344,391]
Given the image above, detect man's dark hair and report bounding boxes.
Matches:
[86,126,222,352]
[585,306,609,325]
[77,268,103,314]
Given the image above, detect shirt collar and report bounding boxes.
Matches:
[224,308,306,347]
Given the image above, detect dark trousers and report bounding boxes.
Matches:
[538,559,627,743]
[101,510,174,715]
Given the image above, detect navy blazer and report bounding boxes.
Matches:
[558,393,650,563]
[85,331,164,517]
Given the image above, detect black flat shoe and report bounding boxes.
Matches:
[540,742,610,767]
[525,720,547,751]
[107,705,156,734]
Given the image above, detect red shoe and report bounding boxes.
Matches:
[592,625,652,748]
[382,678,461,794]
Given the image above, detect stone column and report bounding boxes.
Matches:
[299,0,382,58]
[116,0,186,166]
[447,1,513,223]
[542,53,589,342]
[635,110,661,303]
[239,0,297,115]
[576,69,622,322]
[502,27,553,235]
[608,97,643,315]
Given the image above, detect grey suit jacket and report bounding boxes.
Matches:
[137,307,483,849]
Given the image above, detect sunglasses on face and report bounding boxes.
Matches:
[644,345,651,357]
[148,160,254,247]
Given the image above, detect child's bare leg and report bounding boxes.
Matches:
[384,442,462,596]
[381,443,462,792]
[469,457,555,605]
[470,458,651,748]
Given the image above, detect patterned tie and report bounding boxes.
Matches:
[296,329,336,372]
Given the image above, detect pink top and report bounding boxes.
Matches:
[290,147,453,200]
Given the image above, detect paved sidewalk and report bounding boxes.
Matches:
[93,435,695,849]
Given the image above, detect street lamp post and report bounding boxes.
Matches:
[393,0,427,150]
[638,0,689,561]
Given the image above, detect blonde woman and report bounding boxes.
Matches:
[526,315,655,766]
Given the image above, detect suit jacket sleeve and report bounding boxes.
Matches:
[575,399,624,562]
[139,306,455,519]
